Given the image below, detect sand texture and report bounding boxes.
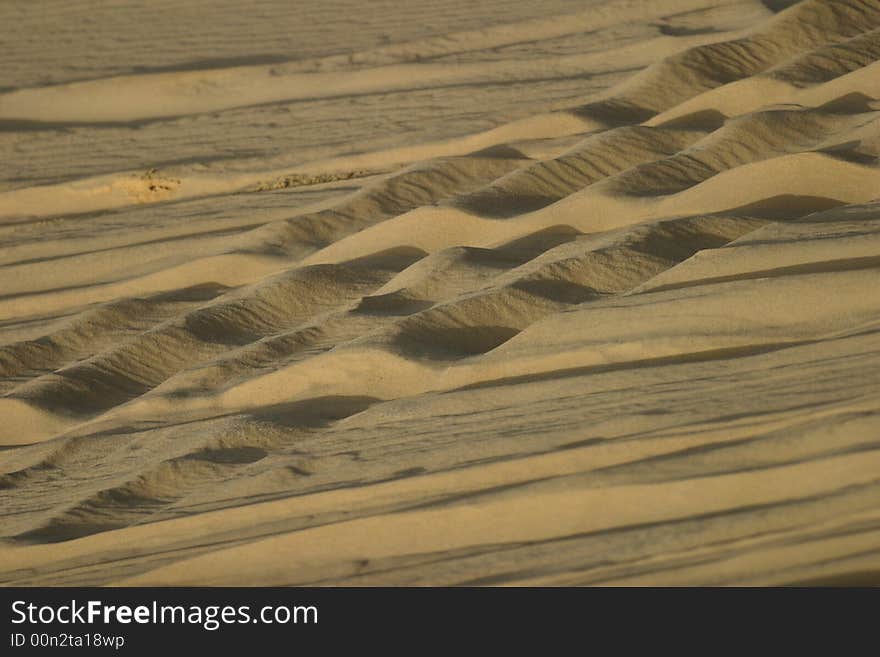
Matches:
[2,0,880,586]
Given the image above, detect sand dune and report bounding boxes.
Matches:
[2,0,880,586]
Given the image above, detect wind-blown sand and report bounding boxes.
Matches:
[1,0,880,586]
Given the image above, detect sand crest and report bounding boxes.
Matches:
[2,0,880,586]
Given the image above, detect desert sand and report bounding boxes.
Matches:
[1,0,880,586]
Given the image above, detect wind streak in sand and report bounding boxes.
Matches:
[0,0,795,219]
[2,0,880,586]
[0,0,746,124]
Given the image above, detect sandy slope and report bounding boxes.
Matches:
[1,0,880,586]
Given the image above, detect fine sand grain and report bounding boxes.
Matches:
[2,0,880,586]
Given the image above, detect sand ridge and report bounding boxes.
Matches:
[1,0,880,586]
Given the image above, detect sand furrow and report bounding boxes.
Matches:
[2,0,880,586]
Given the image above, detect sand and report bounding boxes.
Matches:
[1,0,879,586]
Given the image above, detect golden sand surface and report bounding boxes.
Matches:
[1,0,880,585]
